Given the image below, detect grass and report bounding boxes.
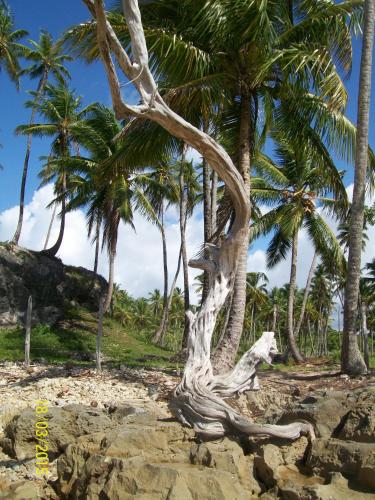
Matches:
[0,307,178,369]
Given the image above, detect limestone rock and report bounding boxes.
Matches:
[307,438,375,490]
[0,480,40,499]
[56,416,261,499]
[335,388,375,442]
[3,405,116,460]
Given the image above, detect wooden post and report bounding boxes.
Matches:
[24,295,32,368]
[96,297,104,372]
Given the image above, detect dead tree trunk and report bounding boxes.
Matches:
[83,0,314,441]
[24,295,32,368]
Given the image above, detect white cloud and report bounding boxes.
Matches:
[0,185,203,303]
[1,182,374,307]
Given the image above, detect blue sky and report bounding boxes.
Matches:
[0,0,374,213]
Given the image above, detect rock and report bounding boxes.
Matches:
[303,472,374,500]
[277,390,349,438]
[254,443,284,488]
[335,388,375,442]
[0,480,40,499]
[56,416,261,499]
[3,405,116,460]
[190,438,261,497]
[307,438,375,490]
[0,244,107,326]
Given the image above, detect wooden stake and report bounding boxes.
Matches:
[96,297,104,372]
[24,295,32,368]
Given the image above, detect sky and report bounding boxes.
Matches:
[1,0,375,306]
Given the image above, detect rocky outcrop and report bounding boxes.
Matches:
[1,382,375,499]
[0,245,106,326]
[56,415,260,499]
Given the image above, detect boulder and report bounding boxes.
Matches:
[0,245,106,326]
[56,415,261,499]
[0,481,40,499]
[2,405,116,460]
[335,388,375,442]
[277,391,349,438]
[307,438,375,490]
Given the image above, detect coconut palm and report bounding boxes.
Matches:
[16,84,95,256]
[0,3,27,87]
[56,104,161,313]
[342,0,375,376]
[250,129,346,362]
[138,162,179,344]
[337,204,375,252]
[11,31,72,245]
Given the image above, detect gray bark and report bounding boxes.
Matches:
[179,161,190,350]
[161,245,182,345]
[202,157,212,303]
[96,297,104,371]
[24,295,32,368]
[43,203,57,250]
[294,251,318,339]
[93,217,101,276]
[287,233,305,362]
[342,0,374,376]
[154,206,169,344]
[211,170,218,234]
[361,302,369,369]
[103,249,115,313]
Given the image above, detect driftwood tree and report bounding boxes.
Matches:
[82,0,314,441]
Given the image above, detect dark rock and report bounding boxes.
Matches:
[0,244,107,327]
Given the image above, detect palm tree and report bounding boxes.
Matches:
[57,104,157,313]
[11,31,72,245]
[342,0,375,376]
[16,84,94,256]
[337,204,375,252]
[0,3,27,87]
[139,162,179,344]
[250,130,346,362]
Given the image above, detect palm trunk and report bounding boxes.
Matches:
[93,217,101,277]
[342,0,374,376]
[44,171,67,257]
[212,92,251,372]
[294,251,318,339]
[361,302,369,369]
[180,161,190,350]
[103,249,115,313]
[272,304,277,332]
[287,232,305,362]
[160,245,183,346]
[154,206,169,344]
[202,157,212,303]
[43,203,57,250]
[12,71,48,245]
